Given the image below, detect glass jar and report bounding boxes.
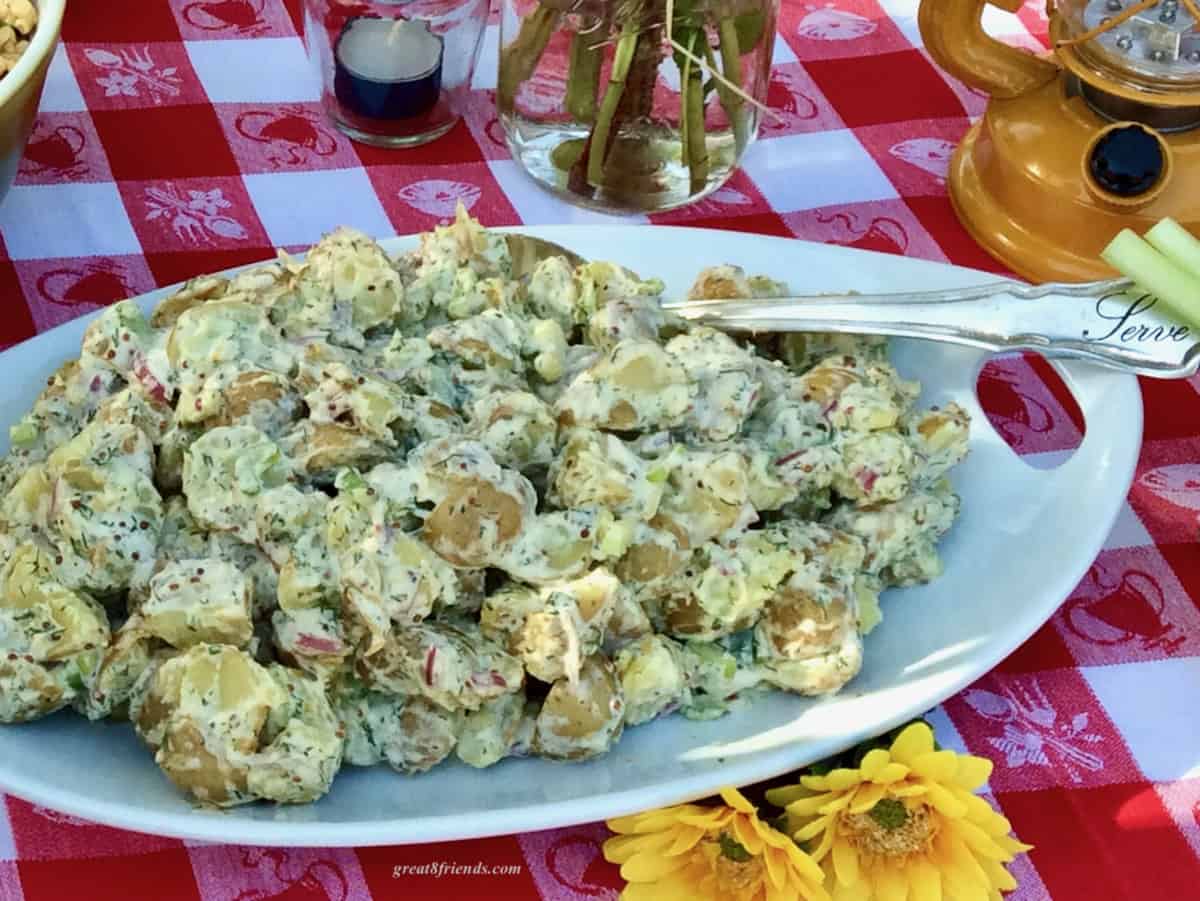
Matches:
[497,0,778,213]
[304,0,489,147]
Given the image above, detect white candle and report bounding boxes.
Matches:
[334,18,444,119]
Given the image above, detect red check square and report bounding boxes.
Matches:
[779,0,914,62]
[169,0,298,40]
[67,44,207,110]
[118,176,270,253]
[4,797,183,862]
[781,199,946,260]
[93,106,241,180]
[0,260,36,351]
[1141,379,1200,442]
[944,668,1141,792]
[367,162,519,233]
[353,118,488,169]
[61,1,184,43]
[992,621,1078,675]
[12,255,158,335]
[998,784,1200,901]
[15,113,114,185]
[806,50,966,128]
[145,247,279,289]
[215,103,361,174]
[1051,546,1200,665]
[904,195,1012,275]
[19,848,201,901]
[358,836,541,900]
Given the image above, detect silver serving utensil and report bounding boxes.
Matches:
[504,234,1200,378]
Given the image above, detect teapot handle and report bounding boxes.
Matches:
[918,0,1060,99]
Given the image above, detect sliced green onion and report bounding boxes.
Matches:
[1145,218,1200,282]
[1100,228,1200,328]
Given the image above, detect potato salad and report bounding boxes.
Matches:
[0,208,969,808]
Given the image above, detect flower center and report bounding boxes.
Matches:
[840,799,937,858]
[714,848,764,891]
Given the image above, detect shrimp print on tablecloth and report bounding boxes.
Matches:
[397,179,483,218]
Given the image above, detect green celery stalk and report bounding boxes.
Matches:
[1145,218,1200,282]
[1101,228,1200,328]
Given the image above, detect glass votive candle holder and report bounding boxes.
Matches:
[304,0,489,147]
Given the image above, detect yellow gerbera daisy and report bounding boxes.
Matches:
[604,787,831,901]
[765,723,1032,901]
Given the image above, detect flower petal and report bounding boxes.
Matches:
[872,863,910,901]
[911,751,961,784]
[953,819,1011,861]
[768,785,815,807]
[721,787,757,814]
[817,793,856,816]
[794,815,833,843]
[890,784,929,799]
[859,748,892,781]
[665,826,707,857]
[603,834,646,863]
[981,856,1018,892]
[926,782,968,819]
[832,837,861,888]
[762,845,788,891]
[784,839,828,883]
[677,809,733,829]
[788,793,839,817]
[620,850,690,882]
[909,857,943,901]
[848,782,888,814]
[732,814,766,855]
[953,755,993,791]
[875,762,911,785]
[826,768,865,791]
[890,723,935,765]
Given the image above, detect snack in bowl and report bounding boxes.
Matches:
[0,210,969,808]
[0,0,36,78]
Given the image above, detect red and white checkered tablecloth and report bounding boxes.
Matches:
[1,1,1198,899]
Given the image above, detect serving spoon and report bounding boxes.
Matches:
[504,233,1200,379]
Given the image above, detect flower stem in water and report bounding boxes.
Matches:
[586,21,641,188]
[566,30,603,123]
[498,6,561,114]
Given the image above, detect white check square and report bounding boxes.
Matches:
[41,44,87,112]
[740,130,898,212]
[186,38,321,104]
[487,160,648,225]
[242,168,394,246]
[0,183,141,260]
[1082,658,1200,781]
[472,24,500,91]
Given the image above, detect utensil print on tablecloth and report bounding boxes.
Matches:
[679,185,754,216]
[763,69,820,131]
[232,849,350,901]
[36,261,129,307]
[797,4,877,41]
[235,108,340,167]
[963,681,1104,783]
[815,210,910,255]
[397,179,481,217]
[888,137,956,181]
[21,125,88,178]
[1063,564,1183,653]
[183,0,268,34]
[145,184,248,243]
[975,365,1055,449]
[86,47,182,103]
